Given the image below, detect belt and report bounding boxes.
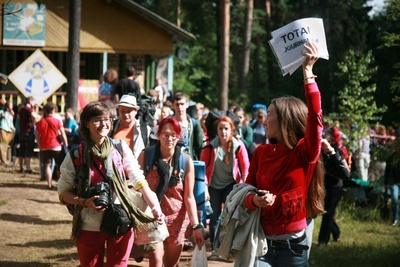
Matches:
[267,234,309,251]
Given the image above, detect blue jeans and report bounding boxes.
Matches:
[389,184,399,221]
[208,183,235,249]
[255,236,309,267]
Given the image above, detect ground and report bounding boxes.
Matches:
[0,157,234,267]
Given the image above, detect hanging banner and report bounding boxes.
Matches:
[8,49,67,104]
[3,3,46,47]
[269,18,329,76]
[78,79,100,111]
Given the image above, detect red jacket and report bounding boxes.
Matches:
[245,82,322,236]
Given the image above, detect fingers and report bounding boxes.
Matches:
[254,193,276,208]
[304,41,319,60]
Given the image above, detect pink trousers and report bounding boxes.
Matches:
[76,229,133,267]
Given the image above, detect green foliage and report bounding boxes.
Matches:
[311,191,400,267]
[335,50,387,151]
[134,0,398,124]
[380,0,400,121]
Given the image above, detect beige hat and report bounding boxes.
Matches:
[117,94,140,110]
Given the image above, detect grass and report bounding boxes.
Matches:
[309,189,400,267]
[0,160,399,267]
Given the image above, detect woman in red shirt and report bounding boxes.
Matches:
[35,102,68,189]
[245,42,325,267]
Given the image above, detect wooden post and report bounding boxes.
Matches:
[66,0,81,114]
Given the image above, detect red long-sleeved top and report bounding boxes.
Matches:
[245,82,322,236]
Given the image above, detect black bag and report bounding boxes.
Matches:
[137,93,156,126]
[205,110,240,141]
[100,204,132,238]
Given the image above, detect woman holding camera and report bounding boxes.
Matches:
[138,117,204,267]
[58,101,164,267]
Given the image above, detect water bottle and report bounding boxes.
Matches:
[205,199,213,215]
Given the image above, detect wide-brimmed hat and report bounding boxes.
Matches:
[117,94,140,110]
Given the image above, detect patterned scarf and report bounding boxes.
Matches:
[71,137,154,239]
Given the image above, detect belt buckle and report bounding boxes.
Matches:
[268,240,277,248]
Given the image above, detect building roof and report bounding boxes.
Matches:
[115,0,195,42]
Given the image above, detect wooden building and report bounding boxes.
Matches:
[0,0,194,110]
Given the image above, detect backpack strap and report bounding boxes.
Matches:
[143,145,156,177]
[139,122,148,147]
[178,153,188,183]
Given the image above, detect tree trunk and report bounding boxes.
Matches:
[265,0,272,98]
[239,0,254,93]
[66,0,81,114]
[219,0,230,110]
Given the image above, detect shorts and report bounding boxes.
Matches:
[41,150,62,166]
[18,132,35,158]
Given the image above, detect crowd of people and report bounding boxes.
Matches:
[1,43,399,267]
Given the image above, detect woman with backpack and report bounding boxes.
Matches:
[200,116,250,260]
[138,117,204,267]
[57,101,164,267]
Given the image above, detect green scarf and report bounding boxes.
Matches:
[71,137,154,239]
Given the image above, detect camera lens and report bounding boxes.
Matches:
[95,195,109,208]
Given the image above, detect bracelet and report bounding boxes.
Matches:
[151,206,160,212]
[303,75,317,82]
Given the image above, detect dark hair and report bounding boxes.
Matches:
[103,68,118,84]
[270,96,307,148]
[43,102,57,117]
[157,117,181,137]
[125,66,135,77]
[173,92,187,103]
[26,96,35,104]
[79,101,112,140]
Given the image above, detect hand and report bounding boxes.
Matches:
[151,206,165,225]
[252,191,276,208]
[205,186,210,201]
[193,228,205,246]
[302,41,319,71]
[86,196,107,212]
[321,139,335,154]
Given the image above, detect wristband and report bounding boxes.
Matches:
[303,75,317,83]
[192,223,204,230]
[134,180,149,191]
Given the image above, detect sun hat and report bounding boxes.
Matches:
[117,94,140,110]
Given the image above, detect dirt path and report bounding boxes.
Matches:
[0,158,234,267]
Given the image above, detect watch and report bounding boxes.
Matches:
[192,223,203,230]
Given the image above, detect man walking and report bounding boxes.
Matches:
[111,94,150,158]
[18,96,37,173]
[172,92,203,160]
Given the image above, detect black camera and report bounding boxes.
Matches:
[87,182,111,208]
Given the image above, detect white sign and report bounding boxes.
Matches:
[8,49,67,104]
[269,18,329,76]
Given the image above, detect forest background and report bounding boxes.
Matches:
[136,0,399,140]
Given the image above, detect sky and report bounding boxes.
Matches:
[367,0,387,16]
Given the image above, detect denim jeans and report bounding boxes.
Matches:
[208,183,235,249]
[389,184,399,221]
[255,236,309,267]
